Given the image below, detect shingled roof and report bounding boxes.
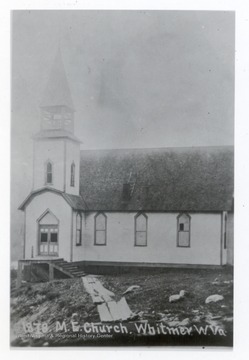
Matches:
[79,146,234,212]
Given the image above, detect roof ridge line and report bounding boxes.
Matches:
[79,145,234,152]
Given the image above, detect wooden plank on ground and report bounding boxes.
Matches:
[93,281,115,302]
[116,297,133,320]
[105,297,133,321]
[82,277,104,304]
[97,303,114,322]
[94,280,115,297]
[107,301,121,321]
[84,276,115,302]
[82,277,92,293]
[86,277,96,284]
[83,276,134,321]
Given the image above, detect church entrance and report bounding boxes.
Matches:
[39,225,58,256]
[38,210,59,256]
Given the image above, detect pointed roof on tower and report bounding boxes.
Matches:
[40,47,75,111]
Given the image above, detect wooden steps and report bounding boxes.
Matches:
[51,259,86,278]
[15,259,86,288]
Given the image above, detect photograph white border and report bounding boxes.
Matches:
[1,0,249,359]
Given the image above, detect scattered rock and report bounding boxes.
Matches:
[206,319,220,327]
[223,316,233,322]
[129,313,140,321]
[169,290,185,303]
[178,318,190,326]
[193,315,201,323]
[123,285,140,295]
[160,314,174,322]
[137,311,144,318]
[160,316,169,323]
[210,315,222,320]
[167,321,180,327]
[160,314,175,323]
[36,294,46,303]
[42,342,49,346]
[205,313,223,327]
[212,281,220,285]
[205,294,224,304]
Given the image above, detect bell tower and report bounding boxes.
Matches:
[32,48,81,196]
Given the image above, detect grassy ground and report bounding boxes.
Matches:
[10,266,233,347]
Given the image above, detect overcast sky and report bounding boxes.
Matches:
[11,10,234,259]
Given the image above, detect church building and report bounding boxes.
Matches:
[19,50,234,268]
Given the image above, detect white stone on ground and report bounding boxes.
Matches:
[123,285,140,295]
[178,318,190,326]
[169,290,185,303]
[205,294,224,304]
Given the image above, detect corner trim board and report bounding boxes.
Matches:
[220,212,223,265]
[23,209,26,259]
[63,139,67,192]
[70,208,74,262]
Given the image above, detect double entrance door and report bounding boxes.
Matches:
[39,225,58,256]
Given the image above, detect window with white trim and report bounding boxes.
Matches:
[94,213,107,245]
[135,213,147,246]
[177,213,190,247]
[76,213,82,246]
[71,162,75,187]
[46,161,53,184]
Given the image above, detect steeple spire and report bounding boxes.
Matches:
[41,47,74,110]
[40,48,75,132]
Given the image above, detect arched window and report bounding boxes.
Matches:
[94,213,107,245]
[76,213,82,246]
[70,162,75,187]
[135,213,147,246]
[46,161,53,184]
[177,213,191,247]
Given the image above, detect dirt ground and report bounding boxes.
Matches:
[10,266,233,347]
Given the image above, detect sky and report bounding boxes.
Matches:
[11,10,235,259]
